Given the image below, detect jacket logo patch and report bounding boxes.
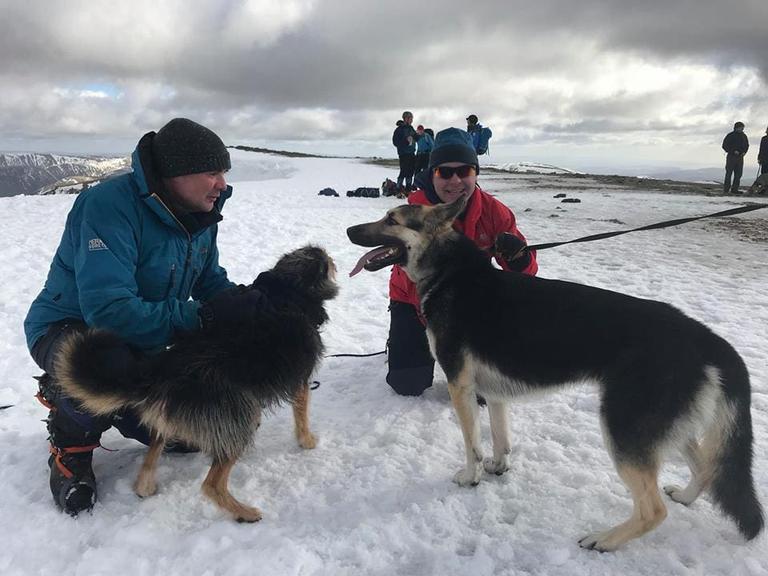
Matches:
[88,238,108,251]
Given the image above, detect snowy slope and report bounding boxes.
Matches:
[0,150,766,576]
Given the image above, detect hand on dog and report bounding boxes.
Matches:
[494,233,531,272]
[199,284,267,331]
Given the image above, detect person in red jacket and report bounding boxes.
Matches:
[386,127,538,396]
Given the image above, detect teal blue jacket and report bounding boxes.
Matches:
[24,136,234,352]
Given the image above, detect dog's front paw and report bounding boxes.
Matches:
[663,484,694,506]
[453,465,482,487]
[297,431,317,450]
[578,531,611,552]
[235,505,263,523]
[483,456,509,476]
[133,476,158,498]
[578,529,622,553]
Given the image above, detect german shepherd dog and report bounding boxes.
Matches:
[55,245,338,522]
[346,199,763,550]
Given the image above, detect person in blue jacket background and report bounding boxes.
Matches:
[25,118,263,516]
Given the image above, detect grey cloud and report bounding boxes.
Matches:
[0,0,766,169]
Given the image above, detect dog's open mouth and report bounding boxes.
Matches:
[349,245,404,277]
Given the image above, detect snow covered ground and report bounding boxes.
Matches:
[1,149,766,576]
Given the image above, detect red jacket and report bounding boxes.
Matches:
[389,185,538,308]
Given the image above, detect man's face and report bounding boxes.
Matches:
[432,162,477,204]
[164,171,227,213]
[404,114,413,125]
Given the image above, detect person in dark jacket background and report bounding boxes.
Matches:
[25,118,265,517]
[722,121,749,194]
[386,128,538,397]
[392,111,417,192]
[759,125,768,176]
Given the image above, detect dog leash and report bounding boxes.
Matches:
[524,203,767,252]
[310,350,388,387]
[325,351,387,358]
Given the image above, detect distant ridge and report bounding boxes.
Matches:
[491,161,581,175]
[0,153,130,196]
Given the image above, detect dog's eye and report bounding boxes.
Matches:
[385,214,397,226]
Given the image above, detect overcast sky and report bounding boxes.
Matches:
[1,0,767,172]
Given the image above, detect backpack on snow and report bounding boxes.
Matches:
[476,126,492,155]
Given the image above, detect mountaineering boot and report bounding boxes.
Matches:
[44,405,103,516]
[48,448,97,516]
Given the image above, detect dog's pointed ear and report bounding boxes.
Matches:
[425,195,468,231]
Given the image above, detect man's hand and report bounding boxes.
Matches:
[198,284,266,331]
[495,232,532,272]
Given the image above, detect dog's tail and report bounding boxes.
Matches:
[54,328,149,416]
[708,345,764,540]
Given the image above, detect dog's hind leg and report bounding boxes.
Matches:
[292,381,317,449]
[664,438,710,506]
[201,458,262,523]
[134,433,165,498]
[447,377,483,487]
[484,401,511,475]
[579,461,667,551]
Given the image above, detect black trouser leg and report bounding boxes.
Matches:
[397,155,409,188]
[732,160,743,193]
[386,301,434,396]
[725,155,744,193]
[403,155,416,190]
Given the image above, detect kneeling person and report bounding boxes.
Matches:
[387,128,538,396]
[24,118,261,516]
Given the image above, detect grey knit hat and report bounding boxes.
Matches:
[152,118,231,178]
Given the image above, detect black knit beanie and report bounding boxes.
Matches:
[152,118,231,178]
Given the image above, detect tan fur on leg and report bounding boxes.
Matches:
[447,375,483,486]
[664,439,712,505]
[201,458,262,522]
[484,401,511,475]
[580,463,667,551]
[134,434,165,498]
[292,381,317,449]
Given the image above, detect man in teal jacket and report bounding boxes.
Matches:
[25,118,260,516]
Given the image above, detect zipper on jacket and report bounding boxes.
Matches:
[164,264,177,299]
[176,243,194,299]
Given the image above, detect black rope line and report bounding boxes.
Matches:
[325,350,387,358]
[526,203,768,252]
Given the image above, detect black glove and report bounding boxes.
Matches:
[198,284,267,331]
[494,232,532,272]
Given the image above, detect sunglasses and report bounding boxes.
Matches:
[434,165,476,179]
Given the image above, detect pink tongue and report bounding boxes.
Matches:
[349,246,391,277]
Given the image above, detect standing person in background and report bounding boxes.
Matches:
[414,125,434,175]
[392,111,417,193]
[466,114,493,156]
[722,121,749,194]
[759,125,768,175]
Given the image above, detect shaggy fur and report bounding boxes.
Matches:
[55,245,338,522]
[347,199,763,551]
